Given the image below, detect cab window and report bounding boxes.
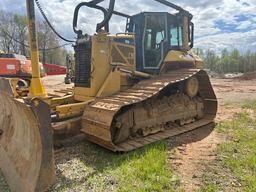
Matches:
[170,25,183,47]
[145,29,152,49]
[156,30,165,47]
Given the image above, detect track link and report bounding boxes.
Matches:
[81,69,217,152]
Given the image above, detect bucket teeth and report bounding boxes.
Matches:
[0,78,55,192]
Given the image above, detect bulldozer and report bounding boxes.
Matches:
[0,0,217,191]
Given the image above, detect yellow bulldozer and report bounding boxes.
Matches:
[0,0,217,191]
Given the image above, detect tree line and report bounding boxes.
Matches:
[194,48,256,74]
[0,10,69,65]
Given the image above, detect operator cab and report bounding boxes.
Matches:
[127,12,194,73]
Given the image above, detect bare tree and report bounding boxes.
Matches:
[0,10,69,65]
[37,20,68,65]
[13,14,28,56]
[0,11,19,53]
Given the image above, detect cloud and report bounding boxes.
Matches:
[196,29,256,53]
[0,0,255,53]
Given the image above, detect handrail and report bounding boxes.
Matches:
[73,0,115,35]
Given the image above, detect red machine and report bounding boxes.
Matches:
[0,53,32,78]
[0,53,46,78]
[43,63,67,75]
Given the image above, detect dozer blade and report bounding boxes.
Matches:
[81,69,218,152]
[0,78,55,192]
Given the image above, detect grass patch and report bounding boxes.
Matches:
[243,99,256,111]
[200,100,256,192]
[48,141,180,192]
[0,171,9,192]
[111,143,175,192]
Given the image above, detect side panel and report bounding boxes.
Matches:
[74,33,136,102]
[74,33,120,101]
[111,40,136,71]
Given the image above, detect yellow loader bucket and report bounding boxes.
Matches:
[0,78,55,192]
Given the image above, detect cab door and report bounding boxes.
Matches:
[142,13,168,70]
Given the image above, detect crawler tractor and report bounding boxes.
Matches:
[0,0,217,191]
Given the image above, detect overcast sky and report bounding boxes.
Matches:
[1,0,255,52]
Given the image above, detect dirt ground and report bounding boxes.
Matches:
[42,75,73,96]
[1,75,256,191]
[169,77,256,191]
